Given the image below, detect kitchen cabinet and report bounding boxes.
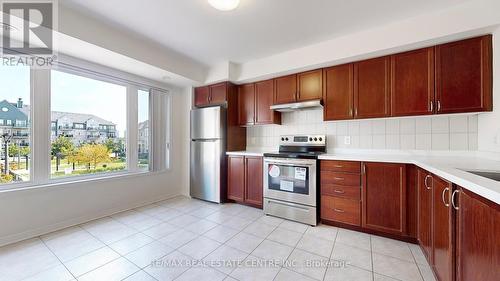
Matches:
[435,35,492,114]
[194,82,229,107]
[391,47,435,116]
[255,80,281,125]
[432,175,454,281]
[227,155,263,208]
[456,187,500,281]
[362,162,406,236]
[274,74,297,104]
[417,169,433,262]
[354,56,391,119]
[323,64,354,121]
[244,156,263,207]
[297,69,323,101]
[238,83,255,126]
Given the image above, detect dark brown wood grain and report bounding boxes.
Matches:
[354,57,391,119]
[321,171,361,186]
[274,74,297,104]
[435,35,492,114]
[362,162,406,235]
[297,69,323,101]
[417,169,433,262]
[244,156,263,208]
[391,47,435,116]
[227,155,245,203]
[321,184,360,200]
[255,79,281,125]
[209,82,228,105]
[194,86,210,107]
[321,195,361,226]
[238,83,255,126]
[323,64,354,121]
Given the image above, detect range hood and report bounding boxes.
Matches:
[270,99,323,112]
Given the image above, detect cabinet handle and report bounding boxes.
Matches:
[442,187,450,207]
[451,190,460,210]
[333,190,345,194]
[354,108,358,117]
[333,208,345,213]
[349,108,353,117]
[334,177,344,181]
[437,101,441,112]
[334,165,343,168]
[362,164,366,174]
[424,175,432,190]
[429,101,434,112]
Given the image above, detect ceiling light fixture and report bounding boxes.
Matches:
[208,0,240,11]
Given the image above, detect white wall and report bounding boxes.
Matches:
[478,27,500,153]
[248,110,478,153]
[0,88,191,247]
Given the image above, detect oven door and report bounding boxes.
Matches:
[263,157,317,207]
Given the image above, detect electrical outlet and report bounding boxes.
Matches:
[344,136,351,145]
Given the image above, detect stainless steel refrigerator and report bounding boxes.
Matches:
[190,106,226,203]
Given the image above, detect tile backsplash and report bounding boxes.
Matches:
[247,109,478,151]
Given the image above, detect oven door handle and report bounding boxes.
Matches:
[264,159,316,167]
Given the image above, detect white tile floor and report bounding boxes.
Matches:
[0,196,436,281]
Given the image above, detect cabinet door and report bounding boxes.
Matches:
[297,69,323,101]
[362,162,406,235]
[255,80,281,125]
[435,35,492,113]
[354,57,391,119]
[457,188,500,281]
[194,86,210,107]
[391,48,435,116]
[417,169,433,262]
[238,83,255,126]
[227,155,245,202]
[323,64,354,121]
[432,176,453,281]
[209,82,228,105]
[274,74,297,104]
[244,156,263,208]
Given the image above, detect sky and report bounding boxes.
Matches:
[0,65,149,138]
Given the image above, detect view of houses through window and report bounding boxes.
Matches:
[0,65,31,185]
[138,90,150,170]
[50,70,127,178]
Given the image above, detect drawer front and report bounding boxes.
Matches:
[321,160,361,173]
[321,184,360,200]
[321,196,360,226]
[321,172,360,186]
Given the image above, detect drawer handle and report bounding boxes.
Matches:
[334,177,344,181]
[333,190,345,194]
[333,208,345,213]
[334,165,343,168]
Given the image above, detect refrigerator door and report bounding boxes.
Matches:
[191,106,224,140]
[190,139,222,203]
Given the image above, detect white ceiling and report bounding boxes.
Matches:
[62,0,470,67]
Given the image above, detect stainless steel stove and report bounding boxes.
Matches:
[263,135,326,225]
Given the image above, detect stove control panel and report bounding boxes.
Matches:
[280,135,326,146]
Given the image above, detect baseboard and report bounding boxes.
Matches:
[0,193,184,247]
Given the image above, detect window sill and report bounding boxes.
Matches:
[0,169,169,194]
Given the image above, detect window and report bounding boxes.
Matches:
[50,70,127,179]
[138,90,150,170]
[0,65,31,185]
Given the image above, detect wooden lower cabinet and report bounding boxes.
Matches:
[321,196,360,226]
[227,155,263,208]
[456,187,500,281]
[418,169,433,262]
[432,176,454,281]
[362,162,406,236]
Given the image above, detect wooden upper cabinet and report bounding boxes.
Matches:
[457,188,500,281]
[354,57,391,119]
[274,74,297,104]
[417,169,433,262]
[323,64,354,121]
[227,155,245,202]
[362,162,406,236]
[391,48,435,116]
[297,69,323,101]
[432,176,453,281]
[245,156,263,208]
[435,35,492,114]
[194,86,210,107]
[255,80,281,125]
[209,82,228,105]
[238,83,255,126]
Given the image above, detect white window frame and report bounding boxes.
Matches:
[0,54,172,191]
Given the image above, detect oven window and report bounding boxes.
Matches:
[267,164,309,195]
